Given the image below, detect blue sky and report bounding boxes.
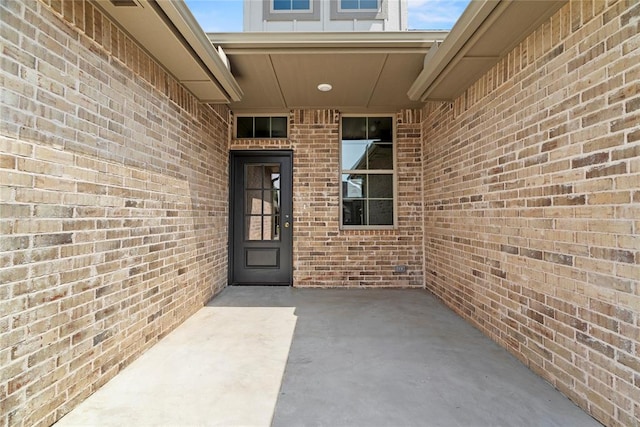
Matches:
[185,0,471,32]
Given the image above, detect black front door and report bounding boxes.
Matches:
[229,151,293,285]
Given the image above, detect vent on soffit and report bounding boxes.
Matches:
[111,0,140,6]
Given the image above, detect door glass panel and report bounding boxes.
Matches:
[245,165,263,189]
[244,164,281,241]
[245,190,263,215]
[263,215,280,240]
[245,216,262,241]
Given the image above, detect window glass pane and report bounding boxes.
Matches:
[255,117,270,138]
[368,200,393,225]
[292,0,310,10]
[360,0,378,9]
[341,0,359,9]
[368,174,393,198]
[368,117,392,142]
[245,165,263,189]
[266,165,280,182]
[263,215,273,240]
[340,116,394,228]
[342,174,365,198]
[245,190,264,215]
[342,199,365,226]
[273,0,291,10]
[367,142,393,170]
[266,165,280,191]
[245,216,262,240]
[342,141,369,170]
[271,117,287,138]
[237,117,253,138]
[342,117,366,140]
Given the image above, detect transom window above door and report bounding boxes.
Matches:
[236,116,288,139]
[340,116,395,228]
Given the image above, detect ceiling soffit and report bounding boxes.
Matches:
[209,32,448,112]
[409,0,568,102]
[95,0,242,103]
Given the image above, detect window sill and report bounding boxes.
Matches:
[340,225,397,232]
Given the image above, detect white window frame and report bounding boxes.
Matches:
[338,0,380,12]
[271,0,313,13]
[263,0,320,21]
[330,0,387,20]
[339,114,397,230]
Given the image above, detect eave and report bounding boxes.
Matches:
[208,31,448,113]
[408,0,568,102]
[95,0,242,103]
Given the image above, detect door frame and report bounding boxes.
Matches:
[228,150,294,286]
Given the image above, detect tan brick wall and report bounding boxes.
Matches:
[231,109,424,287]
[422,1,639,426]
[0,1,230,425]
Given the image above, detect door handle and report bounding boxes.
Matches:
[284,222,290,228]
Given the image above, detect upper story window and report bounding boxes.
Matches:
[236,116,288,139]
[331,0,386,20]
[273,0,311,11]
[340,116,395,228]
[340,0,379,10]
[264,0,319,21]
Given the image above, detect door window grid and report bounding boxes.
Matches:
[245,164,281,241]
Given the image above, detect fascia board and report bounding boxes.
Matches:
[407,0,500,102]
[156,0,243,102]
[208,31,449,51]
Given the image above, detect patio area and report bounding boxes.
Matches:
[55,287,599,426]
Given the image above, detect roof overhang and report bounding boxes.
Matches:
[95,0,242,103]
[208,31,448,113]
[97,0,568,109]
[408,0,568,102]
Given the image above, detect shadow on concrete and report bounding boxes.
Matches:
[209,286,601,427]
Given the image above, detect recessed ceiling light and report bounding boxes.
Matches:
[317,83,332,92]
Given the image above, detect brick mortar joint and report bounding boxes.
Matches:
[37,0,200,118]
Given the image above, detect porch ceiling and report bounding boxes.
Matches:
[208,32,448,113]
[207,0,567,112]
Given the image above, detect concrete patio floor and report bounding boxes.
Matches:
[56,287,600,426]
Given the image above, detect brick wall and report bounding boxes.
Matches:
[0,1,230,425]
[231,109,424,287]
[422,1,639,426]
